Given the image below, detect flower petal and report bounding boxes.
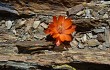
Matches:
[44,29,50,34]
[59,34,72,42]
[58,16,65,25]
[66,34,72,41]
[51,28,58,34]
[63,25,76,34]
[63,18,72,29]
[52,33,60,38]
[59,34,65,42]
[55,38,61,46]
[64,34,72,41]
[45,23,59,35]
[53,16,57,23]
[48,22,55,28]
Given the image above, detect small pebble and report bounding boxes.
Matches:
[5,20,13,29]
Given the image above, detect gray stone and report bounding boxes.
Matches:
[104,27,110,48]
[67,4,84,16]
[85,8,93,18]
[98,9,105,15]
[70,39,78,47]
[0,46,18,54]
[75,38,81,42]
[92,28,105,33]
[33,20,41,29]
[5,20,13,29]
[97,33,105,42]
[106,20,110,26]
[103,13,109,19]
[37,26,45,34]
[78,43,85,49]
[81,34,87,43]
[98,45,105,50]
[92,11,99,18]
[40,22,48,29]
[0,20,5,25]
[102,1,110,5]
[76,10,84,16]
[92,35,97,39]
[34,34,46,40]
[15,19,26,29]
[0,2,19,15]
[87,39,100,47]
[18,19,26,26]
[86,33,93,39]
[12,29,17,35]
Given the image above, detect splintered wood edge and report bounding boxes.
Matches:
[0,48,110,65]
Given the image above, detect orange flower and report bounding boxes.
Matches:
[44,16,76,46]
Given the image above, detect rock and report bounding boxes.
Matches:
[78,43,85,49]
[104,26,110,48]
[87,39,100,47]
[0,0,93,16]
[73,19,102,31]
[70,39,78,47]
[67,4,84,16]
[92,35,97,39]
[34,34,46,40]
[5,20,13,29]
[40,22,48,29]
[22,33,32,41]
[75,38,81,42]
[92,28,105,33]
[76,10,84,16]
[0,46,18,54]
[106,20,110,26]
[25,18,35,32]
[38,15,52,23]
[86,32,93,39]
[97,33,105,42]
[102,1,110,5]
[18,19,26,26]
[0,20,5,25]
[103,13,109,19]
[92,10,99,18]
[37,26,45,34]
[12,29,17,35]
[15,19,26,29]
[0,2,19,15]
[98,9,106,15]
[0,20,6,28]
[98,45,105,50]
[33,20,41,29]
[85,8,93,18]
[81,34,87,43]
[53,64,76,70]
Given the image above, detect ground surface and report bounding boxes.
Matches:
[0,0,110,70]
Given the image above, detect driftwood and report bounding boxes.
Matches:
[0,31,110,65]
[0,40,110,65]
[0,61,39,70]
[0,2,19,16]
[0,40,53,53]
[72,18,108,32]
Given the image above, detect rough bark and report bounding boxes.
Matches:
[0,48,110,65]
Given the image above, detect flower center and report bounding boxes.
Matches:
[57,25,64,34]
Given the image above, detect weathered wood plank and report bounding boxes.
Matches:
[0,48,110,65]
